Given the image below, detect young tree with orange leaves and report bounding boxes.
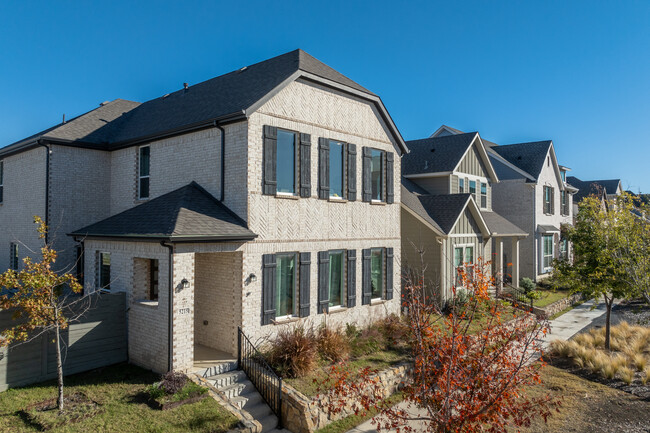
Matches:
[318,256,559,433]
[0,217,89,411]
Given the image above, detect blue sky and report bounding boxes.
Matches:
[1,1,648,191]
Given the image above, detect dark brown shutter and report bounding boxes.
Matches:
[386,248,394,300]
[346,250,356,307]
[362,248,371,304]
[263,126,277,195]
[551,188,555,214]
[318,138,330,199]
[347,144,357,201]
[318,251,329,313]
[299,252,311,317]
[299,133,311,198]
[262,254,277,325]
[386,152,394,204]
[362,147,372,202]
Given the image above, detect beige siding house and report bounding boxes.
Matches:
[0,50,407,374]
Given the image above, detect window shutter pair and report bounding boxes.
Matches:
[361,148,394,203]
[361,247,394,304]
[262,253,311,325]
[263,125,311,197]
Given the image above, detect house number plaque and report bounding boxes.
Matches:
[178,308,190,315]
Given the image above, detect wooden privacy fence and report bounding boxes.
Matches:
[0,292,127,392]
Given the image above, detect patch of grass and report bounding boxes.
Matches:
[0,363,239,433]
[314,392,404,433]
[533,289,571,308]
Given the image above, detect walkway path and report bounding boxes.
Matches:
[346,298,612,433]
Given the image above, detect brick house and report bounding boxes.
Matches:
[400,130,527,302]
[0,49,407,373]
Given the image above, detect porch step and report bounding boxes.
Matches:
[200,365,279,433]
[198,360,238,378]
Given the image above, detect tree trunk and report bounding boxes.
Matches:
[604,296,613,351]
[55,322,64,412]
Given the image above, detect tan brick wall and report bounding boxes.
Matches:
[0,147,47,272]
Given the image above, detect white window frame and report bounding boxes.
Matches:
[138,145,151,200]
[275,252,298,319]
[370,247,385,300]
[453,243,475,287]
[370,149,385,203]
[328,250,346,309]
[329,140,346,200]
[541,235,554,273]
[276,129,297,196]
[458,177,464,193]
[543,186,554,215]
[480,182,487,209]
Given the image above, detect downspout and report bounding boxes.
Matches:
[214,121,226,202]
[161,241,174,372]
[36,140,50,244]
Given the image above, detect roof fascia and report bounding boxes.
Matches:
[447,197,491,238]
[430,125,461,138]
[68,233,258,242]
[246,70,408,155]
[404,172,453,179]
[451,133,499,183]
[400,203,446,237]
[486,148,536,181]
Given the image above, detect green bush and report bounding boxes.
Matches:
[520,278,536,292]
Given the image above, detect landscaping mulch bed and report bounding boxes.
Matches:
[21,392,102,431]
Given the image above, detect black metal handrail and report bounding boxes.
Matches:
[501,284,534,309]
[237,327,282,427]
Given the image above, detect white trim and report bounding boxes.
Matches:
[540,234,554,274]
[404,171,453,179]
[430,125,462,138]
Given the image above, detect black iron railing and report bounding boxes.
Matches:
[501,285,534,309]
[237,327,282,427]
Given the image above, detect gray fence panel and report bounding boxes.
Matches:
[0,292,127,392]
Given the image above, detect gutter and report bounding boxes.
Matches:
[36,140,50,243]
[160,241,174,372]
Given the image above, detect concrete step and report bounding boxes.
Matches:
[198,361,238,378]
[207,370,247,388]
[218,379,258,399]
[231,391,265,412]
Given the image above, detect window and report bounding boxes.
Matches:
[370,248,384,299]
[480,182,487,208]
[276,130,296,194]
[542,235,554,271]
[276,253,297,317]
[370,149,384,201]
[544,186,554,214]
[561,191,568,216]
[329,141,345,198]
[149,259,159,301]
[138,146,150,199]
[328,251,345,307]
[454,245,474,286]
[458,178,464,193]
[559,238,568,261]
[0,160,4,203]
[469,180,477,202]
[9,242,18,271]
[99,252,111,291]
[561,170,566,183]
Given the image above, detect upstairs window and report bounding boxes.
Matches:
[480,182,487,208]
[459,178,465,193]
[469,180,477,202]
[98,252,111,291]
[329,141,345,199]
[544,186,554,214]
[561,191,568,216]
[138,146,150,199]
[561,170,566,183]
[0,160,3,203]
[370,149,384,201]
[9,242,18,271]
[276,130,296,195]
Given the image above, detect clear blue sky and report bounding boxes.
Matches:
[1,1,648,191]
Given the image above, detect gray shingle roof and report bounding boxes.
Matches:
[489,141,552,180]
[567,176,620,202]
[3,49,384,154]
[590,179,621,196]
[69,182,256,241]
[480,211,527,236]
[403,133,478,175]
[401,179,444,234]
[401,187,473,235]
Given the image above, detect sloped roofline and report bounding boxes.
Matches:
[400,202,446,237]
[450,133,499,183]
[449,195,491,238]
[486,148,537,181]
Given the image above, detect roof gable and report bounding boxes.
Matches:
[69,182,256,242]
[489,140,553,181]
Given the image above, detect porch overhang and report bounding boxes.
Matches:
[537,224,561,234]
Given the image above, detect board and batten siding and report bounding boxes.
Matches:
[0,292,126,392]
[411,176,449,195]
[401,209,442,300]
[458,145,489,177]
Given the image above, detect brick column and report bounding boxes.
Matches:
[511,238,520,288]
[172,252,195,371]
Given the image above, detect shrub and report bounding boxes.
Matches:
[345,323,360,339]
[619,367,635,385]
[632,354,647,372]
[160,371,187,395]
[317,326,350,363]
[377,314,410,348]
[351,327,386,357]
[267,325,317,378]
[519,278,536,293]
[642,368,650,385]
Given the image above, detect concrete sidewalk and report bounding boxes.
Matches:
[346,298,612,433]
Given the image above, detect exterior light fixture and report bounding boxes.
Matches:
[248,273,257,283]
[181,278,190,289]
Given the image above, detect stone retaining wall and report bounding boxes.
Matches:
[532,293,583,319]
[281,363,411,433]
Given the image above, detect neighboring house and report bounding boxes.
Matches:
[401,132,527,302]
[429,125,577,283]
[568,176,623,217]
[0,49,407,373]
